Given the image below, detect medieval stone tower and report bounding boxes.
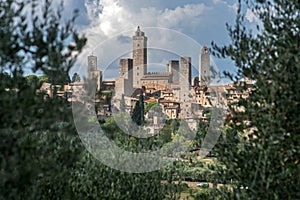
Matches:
[167,60,179,83]
[88,55,97,72]
[180,56,191,102]
[120,58,133,80]
[132,26,147,88]
[180,57,191,86]
[87,54,102,91]
[199,46,210,85]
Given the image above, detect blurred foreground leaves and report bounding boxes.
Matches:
[212,0,300,199]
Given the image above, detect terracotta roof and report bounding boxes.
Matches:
[160,99,179,103]
[145,98,157,103]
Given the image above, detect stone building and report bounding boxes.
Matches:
[120,58,133,80]
[87,54,102,91]
[199,46,210,85]
[140,72,172,91]
[166,60,179,83]
[115,58,134,99]
[133,26,147,88]
[114,27,200,120]
[112,26,245,125]
[179,56,192,103]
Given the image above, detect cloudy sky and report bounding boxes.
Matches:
[61,0,257,81]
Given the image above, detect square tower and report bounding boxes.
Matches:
[87,54,102,91]
[199,46,210,85]
[180,57,191,103]
[132,26,147,88]
[168,60,179,83]
[88,55,97,73]
[180,56,191,86]
[120,58,133,81]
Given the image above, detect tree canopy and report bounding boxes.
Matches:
[212,0,300,199]
[71,72,81,82]
[0,1,179,199]
[131,94,145,126]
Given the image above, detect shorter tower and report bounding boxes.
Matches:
[180,57,191,86]
[87,54,102,91]
[115,58,134,100]
[179,57,192,119]
[167,60,179,83]
[120,58,133,81]
[199,46,210,85]
[180,56,191,103]
[88,55,97,72]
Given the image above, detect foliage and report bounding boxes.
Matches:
[162,159,225,183]
[25,74,39,87]
[71,72,81,82]
[120,94,126,112]
[0,0,184,199]
[193,120,209,148]
[25,74,50,88]
[103,115,176,152]
[38,75,49,84]
[0,85,84,199]
[70,153,168,200]
[131,94,145,126]
[0,0,86,199]
[145,101,159,113]
[193,189,211,199]
[212,0,300,199]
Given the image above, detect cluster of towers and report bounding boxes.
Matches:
[86,26,211,120]
[114,26,210,98]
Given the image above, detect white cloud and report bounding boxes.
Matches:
[85,0,103,22]
[212,0,223,5]
[230,3,238,12]
[246,8,259,23]
[69,0,237,80]
[83,1,209,37]
[159,4,207,28]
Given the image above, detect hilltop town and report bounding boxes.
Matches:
[40,26,252,129]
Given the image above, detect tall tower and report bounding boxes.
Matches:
[199,46,210,85]
[132,26,147,88]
